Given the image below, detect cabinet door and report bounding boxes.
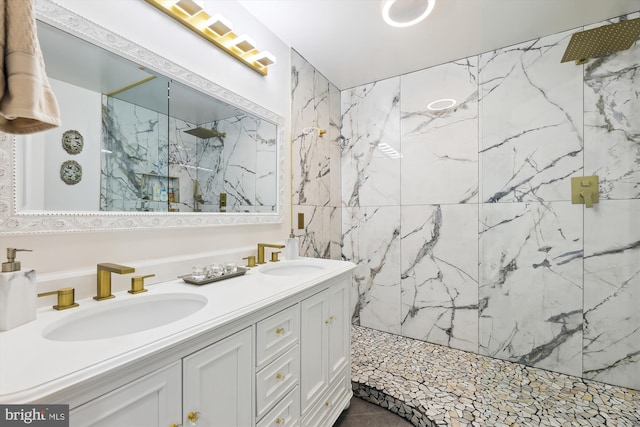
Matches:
[300,289,329,413]
[183,327,252,427]
[328,278,350,383]
[70,361,182,427]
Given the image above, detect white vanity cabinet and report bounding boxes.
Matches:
[69,361,182,427]
[183,327,253,427]
[68,328,252,427]
[19,264,355,427]
[301,276,351,426]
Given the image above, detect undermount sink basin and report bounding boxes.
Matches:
[260,261,325,276]
[43,293,207,341]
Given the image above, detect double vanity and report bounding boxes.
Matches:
[0,257,355,427]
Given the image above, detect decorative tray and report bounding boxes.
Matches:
[179,267,248,285]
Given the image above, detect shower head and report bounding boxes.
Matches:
[561,17,640,65]
[183,127,226,139]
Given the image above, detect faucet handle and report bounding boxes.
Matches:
[243,256,257,268]
[38,287,79,310]
[129,274,155,294]
[270,251,281,262]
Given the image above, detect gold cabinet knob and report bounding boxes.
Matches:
[324,401,331,407]
[37,287,79,310]
[324,315,335,325]
[129,273,155,294]
[170,424,182,427]
[275,372,283,380]
[187,411,200,425]
[275,418,283,425]
[275,327,284,335]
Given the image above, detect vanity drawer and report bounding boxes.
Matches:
[257,386,300,427]
[301,372,349,427]
[256,345,300,420]
[256,304,299,369]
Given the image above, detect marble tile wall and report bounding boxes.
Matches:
[332,12,640,390]
[291,50,342,258]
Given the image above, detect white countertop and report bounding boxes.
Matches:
[0,258,355,403]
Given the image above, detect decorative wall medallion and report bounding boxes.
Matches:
[60,160,83,185]
[61,130,84,154]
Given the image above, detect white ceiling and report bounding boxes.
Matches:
[238,0,640,90]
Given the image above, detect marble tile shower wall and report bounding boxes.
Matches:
[291,50,342,259]
[339,12,640,390]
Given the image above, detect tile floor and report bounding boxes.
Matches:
[350,325,640,427]
[333,396,413,427]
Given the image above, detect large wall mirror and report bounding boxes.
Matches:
[0,0,284,235]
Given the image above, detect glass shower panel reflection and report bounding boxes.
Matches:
[100,94,170,211]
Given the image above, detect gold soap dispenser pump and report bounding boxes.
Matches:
[2,248,32,272]
[0,248,37,331]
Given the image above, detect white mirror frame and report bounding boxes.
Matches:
[0,0,284,235]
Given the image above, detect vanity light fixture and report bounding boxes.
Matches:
[144,0,276,75]
[381,0,436,28]
[205,13,233,36]
[427,98,457,111]
[229,34,256,53]
[169,0,203,16]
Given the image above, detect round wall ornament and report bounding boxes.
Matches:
[61,129,84,154]
[60,160,83,185]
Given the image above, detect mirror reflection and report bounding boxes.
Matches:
[22,21,278,214]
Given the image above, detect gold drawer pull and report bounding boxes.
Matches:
[170,424,182,427]
[275,372,283,380]
[275,327,284,335]
[187,411,200,425]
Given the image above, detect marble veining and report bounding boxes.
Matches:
[341,78,401,208]
[584,13,640,200]
[583,201,640,390]
[342,206,401,334]
[401,58,479,205]
[479,30,584,203]
[291,50,342,259]
[401,204,479,353]
[479,202,583,377]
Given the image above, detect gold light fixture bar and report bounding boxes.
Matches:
[144,0,275,76]
[561,17,640,65]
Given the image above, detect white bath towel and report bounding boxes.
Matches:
[0,0,60,134]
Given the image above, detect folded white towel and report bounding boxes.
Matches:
[0,0,60,134]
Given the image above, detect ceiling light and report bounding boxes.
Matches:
[381,0,436,28]
[427,98,456,111]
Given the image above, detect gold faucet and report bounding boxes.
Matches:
[96,263,135,300]
[257,243,285,264]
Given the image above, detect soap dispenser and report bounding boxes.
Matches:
[0,248,37,331]
[285,229,299,260]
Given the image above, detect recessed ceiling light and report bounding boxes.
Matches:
[381,0,436,28]
[427,98,457,111]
